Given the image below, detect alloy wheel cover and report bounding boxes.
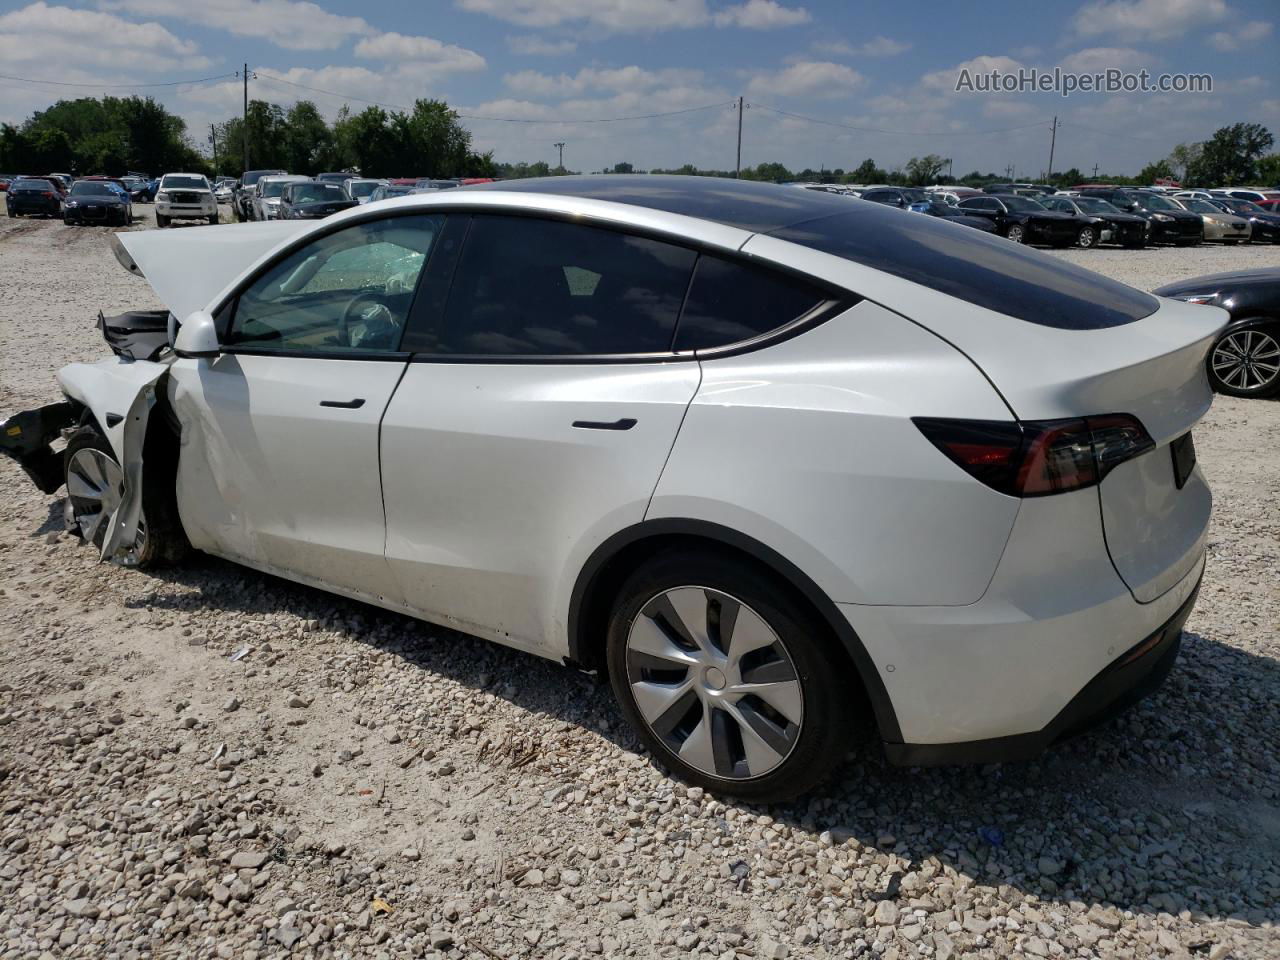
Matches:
[1212,329,1280,392]
[625,586,804,780]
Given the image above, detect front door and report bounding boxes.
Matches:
[168,213,444,603]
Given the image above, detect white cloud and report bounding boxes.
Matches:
[1071,0,1227,41]
[747,61,865,98]
[455,0,709,31]
[0,2,211,72]
[1057,46,1153,73]
[503,66,703,98]
[352,32,486,73]
[921,55,1023,93]
[98,0,372,50]
[506,34,578,56]
[713,0,809,29]
[1208,20,1272,51]
[811,36,910,57]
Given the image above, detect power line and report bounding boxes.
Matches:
[1057,120,1169,144]
[0,71,238,89]
[253,71,731,124]
[749,103,1054,137]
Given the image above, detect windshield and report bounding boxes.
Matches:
[348,180,379,198]
[1181,199,1220,214]
[1075,198,1119,214]
[70,182,116,197]
[287,182,348,203]
[162,175,208,190]
[1139,194,1179,211]
[1001,196,1045,212]
[1225,199,1262,214]
[261,180,299,198]
[386,185,415,196]
[14,179,53,191]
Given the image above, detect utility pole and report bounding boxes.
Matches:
[735,96,744,178]
[210,124,218,176]
[242,63,249,174]
[1047,115,1058,182]
[1006,163,1015,180]
[554,141,565,172]
[1092,162,1100,178]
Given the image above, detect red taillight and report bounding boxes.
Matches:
[42,191,54,198]
[913,414,1154,497]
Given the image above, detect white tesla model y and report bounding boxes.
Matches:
[1,177,1223,801]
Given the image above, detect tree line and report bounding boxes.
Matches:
[2,98,1274,190]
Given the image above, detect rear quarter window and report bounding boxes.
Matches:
[675,256,827,351]
[770,206,1158,330]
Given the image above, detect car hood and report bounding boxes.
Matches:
[111,221,310,319]
[68,194,125,204]
[1094,211,1146,223]
[1153,267,1280,297]
[288,198,359,212]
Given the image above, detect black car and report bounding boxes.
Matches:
[1039,195,1150,248]
[859,187,927,208]
[956,194,1090,246]
[1077,188,1202,245]
[1206,197,1280,244]
[279,180,360,220]
[63,180,133,226]
[235,169,287,221]
[6,178,62,218]
[1154,268,1280,399]
[907,199,999,232]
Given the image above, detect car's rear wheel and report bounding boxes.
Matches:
[606,549,854,802]
[63,424,189,568]
[1005,224,1025,243]
[1076,225,1097,248]
[1208,324,1280,398]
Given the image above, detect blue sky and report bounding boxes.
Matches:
[0,0,1276,176]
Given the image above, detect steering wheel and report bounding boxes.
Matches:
[337,290,394,346]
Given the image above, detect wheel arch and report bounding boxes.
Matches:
[567,518,904,744]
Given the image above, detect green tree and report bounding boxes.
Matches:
[1254,153,1280,187]
[609,161,634,174]
[742,161,792,182]
[904,154,948,185]
[284,101,334,173]
[1186,123,1275,186]
[1168,142,1201,182]
[848,158,885,183]
[1136,158,1175,183]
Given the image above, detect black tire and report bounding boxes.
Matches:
[208,213,219,225]
[63,423,189,568]
[156,213,168,228]
[1206,323,1280,399]
[1076,226,1097,249]
[606,548,856,803]
[1004,224,1025,243]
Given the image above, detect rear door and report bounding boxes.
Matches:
[168,213,442,603]
[380,214,702,654]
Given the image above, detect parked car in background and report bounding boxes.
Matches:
[956,194,1090,245]
[235,169,287,221]
[907,199,999,232]
[1171,198,1251,244]
[47,173,73,193]
[345,178,387,204]
[120,176,150,203]
[1077,188,1204,245]
[859,187,927,208]
[413,178,460,191]
[155,173,217,227]
[316,172,353,186]
[1217,187,1280,204]
[213,180,236,204]
[5,178,63,218]
[279,180,360,219]
[368,183,416,203]
[0,175,16,192]
[1038,195,1151,248]
[1155,268,1280,398]
[1256,199,1280,213]
[2,176,1220,800]
[62,179,132,226]
[1207,197,1280,243]
[253,174,310,221]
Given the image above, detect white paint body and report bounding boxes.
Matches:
[60,188,1227,751]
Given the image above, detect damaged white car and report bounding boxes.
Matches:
[1,178,1223,801]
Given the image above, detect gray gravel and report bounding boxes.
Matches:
[1,209,1278,959]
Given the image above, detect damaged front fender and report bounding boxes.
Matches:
[56,357,170,563]
[0,401,77,493]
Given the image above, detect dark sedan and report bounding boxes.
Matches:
[1207,197,1280,243]
[956,194,1090,246]
[279,181,360,220]
[907,199,999,232]
[1077,188,1202,245]
[1154,268,1280,399]
[1039,195,1150,248]
[5,178,62,217]
[859,187,927,208]
[63,180,133,226]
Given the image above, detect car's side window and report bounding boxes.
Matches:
[674,256,828,352]
[434,215,697,356]
[225,214,443,354]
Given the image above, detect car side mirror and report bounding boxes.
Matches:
[174,310,220,359]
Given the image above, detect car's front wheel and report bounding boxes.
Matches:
[63,424,189,568]
[606,549,854,802]
[1077,225,1097,248]
[1208,323,1280,398]
[1005,224,1025,243]
[156,213,168,228]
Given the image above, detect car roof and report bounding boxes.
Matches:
[464,175,887,233]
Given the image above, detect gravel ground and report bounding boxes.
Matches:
[1,208,1278,960]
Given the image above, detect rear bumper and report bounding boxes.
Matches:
[883,573,1200,765]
